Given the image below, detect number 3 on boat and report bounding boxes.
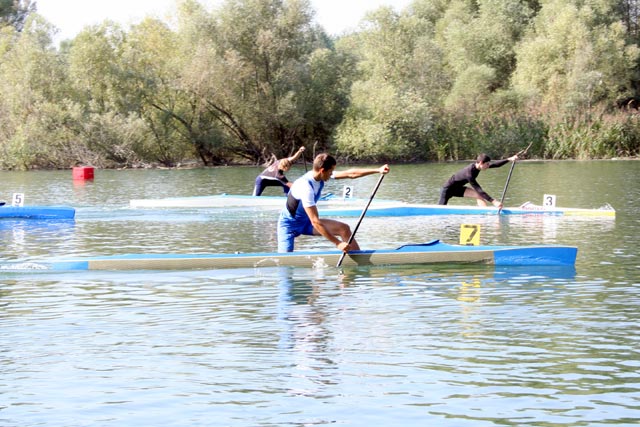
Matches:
[460,224,481,246]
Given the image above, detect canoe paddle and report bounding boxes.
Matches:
[498,162,517,213]
[336,173,385,267]
[498,142,533,214]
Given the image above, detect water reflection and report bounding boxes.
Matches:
[276,267,338,397]
[273,263,580,403]
[0,219,76,260]
[1,162,639,427]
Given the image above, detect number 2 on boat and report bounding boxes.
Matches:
[343,185,353,199]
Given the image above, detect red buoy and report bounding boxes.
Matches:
[72,166,94,180]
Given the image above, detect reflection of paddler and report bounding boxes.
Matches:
[278,269,322,305]
[276,266,331,386]
[253,147,306,196]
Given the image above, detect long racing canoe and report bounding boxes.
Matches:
[321,201,616,217]
[129,194,614,217]
[129,193,402,209]
[0,205,76,220]
[4,240,577,271]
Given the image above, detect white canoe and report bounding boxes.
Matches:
[129,193,401,209]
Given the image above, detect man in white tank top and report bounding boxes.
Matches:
[277,153,389,252]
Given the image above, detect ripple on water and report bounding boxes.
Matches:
[2,271,639,426]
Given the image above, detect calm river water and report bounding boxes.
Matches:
[1,160,639,426]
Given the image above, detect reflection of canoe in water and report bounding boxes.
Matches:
[0,205,76,220]
[129,193,402,209]
[7,240,577,271]
[322,201,616,217]
[129,194,615,218]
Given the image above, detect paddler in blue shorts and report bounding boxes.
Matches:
[253,147,306,196]
[277,153,389,253]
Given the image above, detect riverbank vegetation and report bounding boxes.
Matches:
[1,0,640,170]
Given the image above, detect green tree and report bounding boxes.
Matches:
[334,6,435,161]
[172,0,259,164]
[64,21,152,167]
[119,16,200,166]
[67,21,126,112]
[616,0,640,44]
[512,0,639,112]
[0,13,73,169]
[135,0,349,164]
[0,0,35,31]
[436,0,535,111]
[200,0,347,162]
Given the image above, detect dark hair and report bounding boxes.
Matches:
[313,153,337,171]
[476,153,491,164]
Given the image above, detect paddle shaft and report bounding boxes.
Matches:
[498,161,517,210]
[498,142,533,213]
[336,173,385,267]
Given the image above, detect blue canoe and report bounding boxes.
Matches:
[6,240,577,271]
[321,202,615,218]
[0,205,76,220]
[129,194,615,218]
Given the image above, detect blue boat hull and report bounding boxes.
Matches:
[7,241,577,271]
[321,203,615,217]
[129,194,614,217]
[0,206,76,220]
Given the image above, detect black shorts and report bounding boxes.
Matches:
[438,185,466,205]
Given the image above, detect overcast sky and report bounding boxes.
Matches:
[37,0,412,43]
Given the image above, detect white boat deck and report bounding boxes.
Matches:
[129,194,402,209]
